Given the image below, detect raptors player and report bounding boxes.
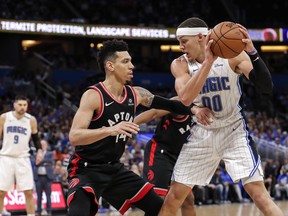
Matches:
[0,95,43,216]
[159,17,284,216]
[66,39,194,216]
[134,102,213,216]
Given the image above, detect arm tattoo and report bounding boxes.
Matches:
[134,86,154,107]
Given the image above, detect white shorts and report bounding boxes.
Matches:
[172,119,263,186]
[0,156,34,191]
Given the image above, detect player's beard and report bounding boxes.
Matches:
[125,80,133,85]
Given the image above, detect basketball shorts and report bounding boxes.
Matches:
[172,119,263,186]
[143,139,178,196]
[0,156,34,191]
[67,155,155,215]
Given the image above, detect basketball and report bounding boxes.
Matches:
[210,21,245,59]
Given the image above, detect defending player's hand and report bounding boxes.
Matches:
[193,106,214,126]
[109,121,140,138]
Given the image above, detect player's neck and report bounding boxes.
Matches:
[12,111,25,120]
[102,80,125,99]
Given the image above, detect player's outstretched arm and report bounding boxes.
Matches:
[133,86,191,115]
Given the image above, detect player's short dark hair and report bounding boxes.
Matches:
[178,17,208,28]
[97,39,129,73]
[14,95,29,102]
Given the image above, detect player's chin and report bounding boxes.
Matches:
[125,79,133,85]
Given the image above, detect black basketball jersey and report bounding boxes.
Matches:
[152,114,192,155]
[74,82,137,163]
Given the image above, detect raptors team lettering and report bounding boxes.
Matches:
[107,112,133,126]
[107,112,134,143]
[200,77,230,94]
[6,126,27,135]
[178,124,191,134]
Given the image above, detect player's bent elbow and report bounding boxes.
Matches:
[69,132,79,147]
[179,95,192,106]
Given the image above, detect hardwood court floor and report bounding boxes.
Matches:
[96,201,288,216]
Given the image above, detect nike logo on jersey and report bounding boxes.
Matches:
[105,101,114,106]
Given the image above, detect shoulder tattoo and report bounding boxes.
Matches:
[134,86,154,107]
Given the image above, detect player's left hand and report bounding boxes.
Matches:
[193,106,214,126]
[237,24,256,54]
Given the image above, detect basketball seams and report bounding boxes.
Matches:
[210,21,245,58]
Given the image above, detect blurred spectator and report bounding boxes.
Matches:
[34,140,54,216]
[206,168,224,204]
[264,159,277,197]
[274,168,288,200]
[220,166,243,203]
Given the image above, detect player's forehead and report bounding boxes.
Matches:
[177,35,194,42]
[14,100,28,105]
[116,51,131,61]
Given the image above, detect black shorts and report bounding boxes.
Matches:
[67,155,154,215]
[143,139,178,196]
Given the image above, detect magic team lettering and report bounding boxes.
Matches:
[200,77,230,94]
[6,126,27,135]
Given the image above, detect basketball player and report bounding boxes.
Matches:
[134,102,213,216]
[0,95,43,216]
[158,17,284,216]
[66,39,195,216]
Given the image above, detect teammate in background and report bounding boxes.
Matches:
[0,95,43,216]
[66,39,195,216]
[159,17,284,216]
[134,100,213,216]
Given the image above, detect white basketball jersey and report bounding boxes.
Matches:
[0,111,32,157]
[186,55,243,129]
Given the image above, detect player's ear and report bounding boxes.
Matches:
[105,60,114,72]
[198,33,205,41]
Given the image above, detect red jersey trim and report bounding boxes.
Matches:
[67,186,99,209]
[69,154,82,178]
[100,82,127,104]
[88,86,104,121]
[172,115,189,122]
[118,182,154,215]
[154,187,168,196]
[149,138,158,166]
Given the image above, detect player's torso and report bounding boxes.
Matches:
[75,82,137,163]
[0,111,32,157]
[153,114,192,155]
[187,56,243,128]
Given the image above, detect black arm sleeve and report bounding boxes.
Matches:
[248,52,273,95]
[31,133,42,151]
[150,95,191,115]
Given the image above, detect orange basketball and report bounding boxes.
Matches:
[210,21,245,59]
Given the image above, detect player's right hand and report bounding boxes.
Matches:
[109,121,140,138]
